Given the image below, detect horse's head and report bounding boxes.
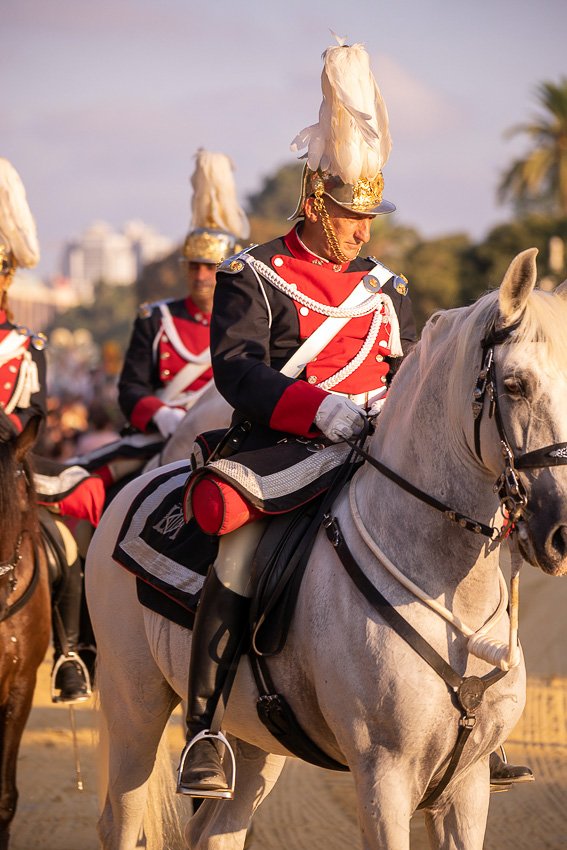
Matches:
[467,249,567,576]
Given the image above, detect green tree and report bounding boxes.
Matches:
[404,234,472,330]
[499,79,567,215]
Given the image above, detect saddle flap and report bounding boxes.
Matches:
[250,497,324,656]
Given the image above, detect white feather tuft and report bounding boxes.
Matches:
[290,43,392,185]
[190,150,249,240]
[0,158,40,268]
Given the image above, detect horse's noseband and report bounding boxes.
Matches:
[473,319,567,528]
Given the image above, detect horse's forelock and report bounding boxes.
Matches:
[512,288,567,370]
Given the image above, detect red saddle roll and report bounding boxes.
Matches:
[187,474,263,535]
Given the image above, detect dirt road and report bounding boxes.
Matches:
[10,565,567,850]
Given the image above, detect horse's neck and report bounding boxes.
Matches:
[350,341,503,626]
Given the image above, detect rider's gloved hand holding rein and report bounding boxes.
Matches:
[314,395,366,442]
[153,405,186,438]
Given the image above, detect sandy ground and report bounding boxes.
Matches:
[9,563,567,850]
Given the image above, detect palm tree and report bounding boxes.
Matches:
[499,79,567,215]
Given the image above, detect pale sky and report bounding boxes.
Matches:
[3,0,566,277]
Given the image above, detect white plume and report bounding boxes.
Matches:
[290,42,392,185]
[190,149,249,240]
[0,158,40,268]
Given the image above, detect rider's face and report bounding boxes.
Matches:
[186,262,217,313]
[301,196,373,263]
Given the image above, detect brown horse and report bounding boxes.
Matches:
[0,411,50,850]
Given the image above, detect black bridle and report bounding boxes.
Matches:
[473,319,567,528]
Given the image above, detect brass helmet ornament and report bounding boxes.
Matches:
[182,149,249,265]
[0,158,40,316]
[289,38,395,229]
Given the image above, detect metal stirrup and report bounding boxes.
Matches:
[177,730,236,800]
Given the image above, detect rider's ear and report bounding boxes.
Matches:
[498,247,538,326]
[554,278,567,298]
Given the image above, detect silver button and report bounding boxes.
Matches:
[300,307,309,316]
[378,340,388,348]
[273,257,284,267]
[307,375,318,384]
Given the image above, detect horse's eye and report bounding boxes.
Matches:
[503,376,525,398]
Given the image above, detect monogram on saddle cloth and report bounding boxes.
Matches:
[185,228,405,535]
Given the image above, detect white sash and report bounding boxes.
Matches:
[279,263,401,378]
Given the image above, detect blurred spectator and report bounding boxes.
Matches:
[75,403,120,454]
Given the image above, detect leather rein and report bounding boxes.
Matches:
[326,316,567,806]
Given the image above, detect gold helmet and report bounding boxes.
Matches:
[182,149,249,265]
[289,39,395,219]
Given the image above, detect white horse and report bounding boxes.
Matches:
[160,383,233,466]
[86,248,567,850]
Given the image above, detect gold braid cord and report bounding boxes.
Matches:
[313,182,350,264]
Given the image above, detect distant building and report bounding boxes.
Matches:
[61,220,174,297]
[9,270,71,332]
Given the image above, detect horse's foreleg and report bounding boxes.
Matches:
[423,759,490,850]
[0,680,36,850]
[185,738,286,850]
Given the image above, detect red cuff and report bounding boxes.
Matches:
[56,477,106,527]
[131,396,163,432]
[269,381,328,437]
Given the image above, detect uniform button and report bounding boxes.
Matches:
[273,257,284,267]
[333,264,342,272]
[380,375,387,383]
[378,340,388,348]
[195,312,203,322]
[307,375,318,384]
[4,383,11,390]
[9,365,17,372]
[299,307,309,316]
[375,355,384,362]
[161,369,171,378]
[161,351,170,359]
[162,336,169,343]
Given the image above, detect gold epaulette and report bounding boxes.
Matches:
[367,257,409,296]
[217,244,257,275]
[14,324,48,350]
[137,299,169,319]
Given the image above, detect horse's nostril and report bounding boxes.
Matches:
[550,525,567,560]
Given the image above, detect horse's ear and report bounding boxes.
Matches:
[498,248,538,325]
[14,414,42,463]
[554,278,567,298]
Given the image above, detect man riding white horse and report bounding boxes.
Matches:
[176,41,533,799]
[0,157,105,702]
[113,150,249,483]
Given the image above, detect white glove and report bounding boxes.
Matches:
[153,406,186,438]
[314,395,366,443]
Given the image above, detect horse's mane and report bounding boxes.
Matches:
[0,411,35,548]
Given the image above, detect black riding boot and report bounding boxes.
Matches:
[489,750,534,786]
[177,567,250,798]
[52,556,90,703]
